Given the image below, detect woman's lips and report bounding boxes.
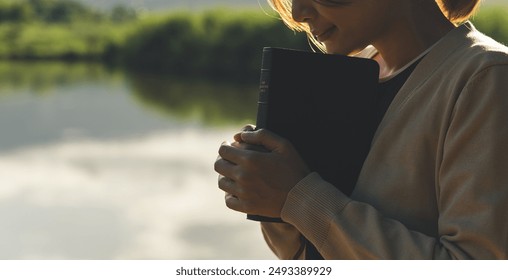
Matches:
[313,26,336,42]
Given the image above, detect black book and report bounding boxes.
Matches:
[247,47,379,223]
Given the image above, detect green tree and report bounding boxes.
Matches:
[0,0,34,22]
[111,5,137,23]
[26,0,103,23]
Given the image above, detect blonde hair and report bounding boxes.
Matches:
[436,0,482,24]
[267,0,482,52]
[267,0,309,33]
[266,0,319,50]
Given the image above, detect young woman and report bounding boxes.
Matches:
[214,0,508,259]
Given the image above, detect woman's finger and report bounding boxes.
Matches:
[214,155,237,179]
[217,142,254,166]
[239,129,290,152]
[218,175,239,197]
[234,125,256,142]
[225,193,246,213]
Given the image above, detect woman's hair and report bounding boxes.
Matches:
[436,0,482,23]
[266,0,317,49]
[267,0,308,33]
[267,0,482,52]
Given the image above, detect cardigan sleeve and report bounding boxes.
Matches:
[260,221,305,259]
[278,65,508,259]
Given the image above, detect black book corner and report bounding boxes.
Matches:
[247,47,380,223]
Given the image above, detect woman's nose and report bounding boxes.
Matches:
[292,0,316,22]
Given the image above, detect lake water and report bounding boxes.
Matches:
[0,61,275,259]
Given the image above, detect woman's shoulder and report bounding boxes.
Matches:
[457,22,508,68]
[423,22,508,83]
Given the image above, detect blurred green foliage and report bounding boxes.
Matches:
[0,0,137,60]
[119,9,308,81]
[0,0,507,82]
[0,0,135,23]
[471,6,508,45]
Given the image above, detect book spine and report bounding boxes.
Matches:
[255,47,271,129]
[247,48,284,223]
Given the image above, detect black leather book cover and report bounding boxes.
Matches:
[247,47,379,223]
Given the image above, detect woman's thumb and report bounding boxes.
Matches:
[240,129,285,152]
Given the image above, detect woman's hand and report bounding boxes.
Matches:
[214,126,311,218]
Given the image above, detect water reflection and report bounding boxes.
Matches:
[0,61,274,259]
[128,73,259,126]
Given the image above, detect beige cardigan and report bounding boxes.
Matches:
[261,22,508,259]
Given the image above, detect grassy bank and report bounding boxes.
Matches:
[118,9,308,81]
